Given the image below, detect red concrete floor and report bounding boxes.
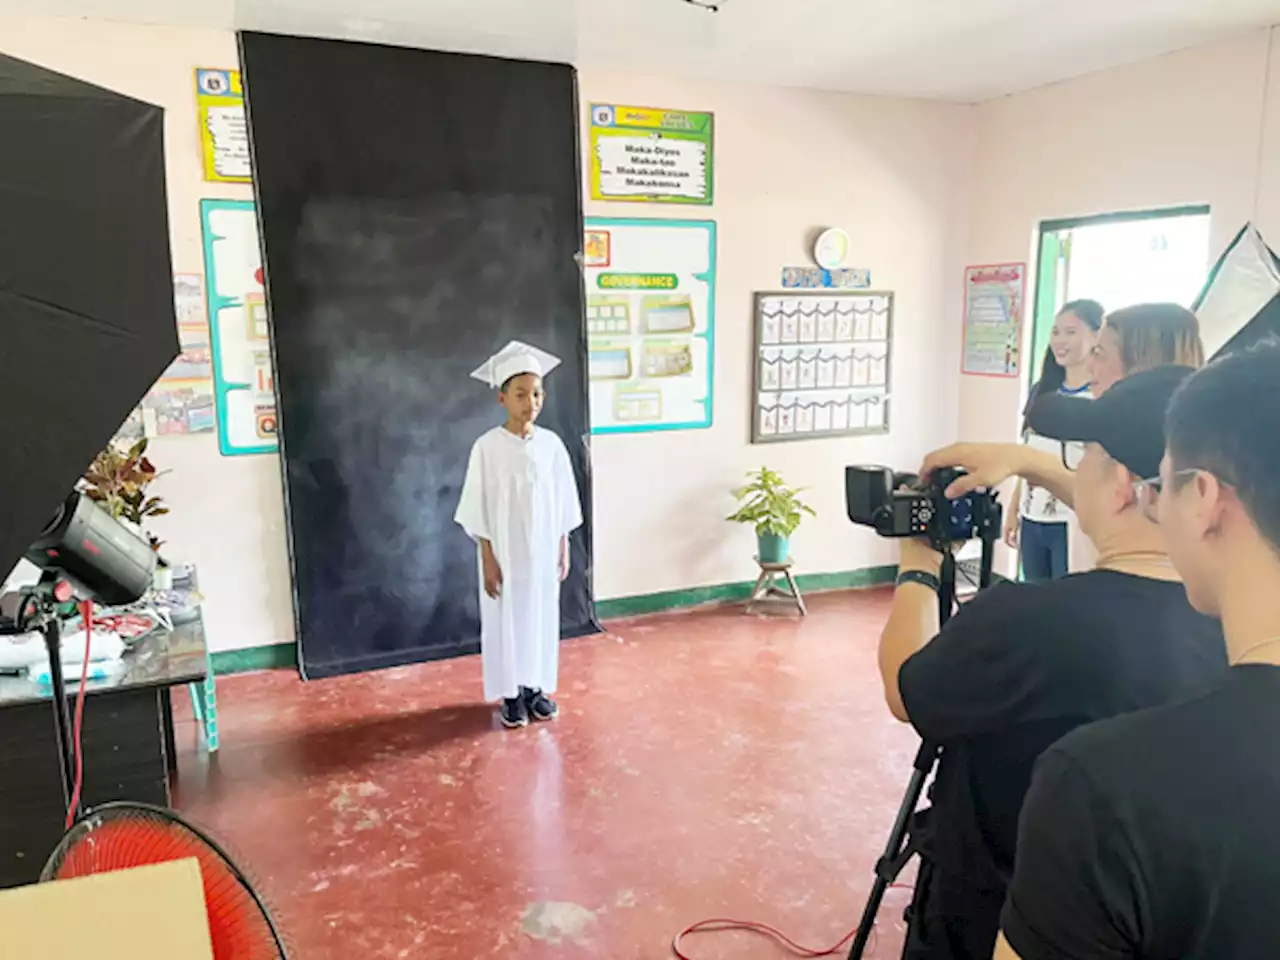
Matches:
[173,589,921,960]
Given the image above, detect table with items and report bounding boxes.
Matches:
[0,606,216,889]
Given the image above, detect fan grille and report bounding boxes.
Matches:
[43,803,286,959]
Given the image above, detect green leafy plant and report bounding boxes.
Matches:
[82,438,169,551]
[727,467,816,538]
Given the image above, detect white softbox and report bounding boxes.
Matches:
[1194,222,1280,359]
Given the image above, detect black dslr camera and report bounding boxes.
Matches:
[845,465,1002,547]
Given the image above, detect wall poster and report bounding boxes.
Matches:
[115,274,217,442]
[962,262,1026,377]
[199,199,278,456]
[195,68,251,184]
[752,291,893,444]
[583,218,716,433]
[588,104,713,205]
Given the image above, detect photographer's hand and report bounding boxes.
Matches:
[921,442,1075,509]
[899,537,944,576]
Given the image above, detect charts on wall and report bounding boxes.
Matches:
[115,274,217,443]
[200,199,278,456]
[961,262,1026,378]
[753,292,893,444]
[588,104,713,205]
[194,68,251,183]
[583,218,716,433]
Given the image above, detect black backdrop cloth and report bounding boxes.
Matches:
[239,33,598,679]
[0,54,176,581]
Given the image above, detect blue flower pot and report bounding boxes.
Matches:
[757,532,790,564]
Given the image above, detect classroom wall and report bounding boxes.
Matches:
[0,17,294,657]
[578,69,974,600]
[961,27,1280,441]
[1,16,976,653]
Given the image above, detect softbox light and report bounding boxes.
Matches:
[0,54,178,580]
[1193,222,1280,360]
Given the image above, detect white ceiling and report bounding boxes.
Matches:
[4,0,1280,101]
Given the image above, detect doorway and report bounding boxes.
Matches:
[1029,206,1212,389]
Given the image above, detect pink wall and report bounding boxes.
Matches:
[962,28,1280,441]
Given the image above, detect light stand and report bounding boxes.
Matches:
[9,573,81,821]
[847,536,995,960]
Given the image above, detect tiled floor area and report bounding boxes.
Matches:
[174,589,919,959]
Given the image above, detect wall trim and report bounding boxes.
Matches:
[209,564,897,676]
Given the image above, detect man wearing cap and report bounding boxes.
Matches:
[455,340,582,729]
[876,366,1227,960]
[997,342,1280,960]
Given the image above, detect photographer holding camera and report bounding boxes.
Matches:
[877,366,1227,960]
[996,343,1280,960]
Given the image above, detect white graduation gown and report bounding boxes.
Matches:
[454,425,583,701]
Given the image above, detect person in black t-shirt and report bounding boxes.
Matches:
[880,366,1227,960]
[997,341,1280,960]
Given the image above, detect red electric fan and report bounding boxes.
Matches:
[41,802,289,959]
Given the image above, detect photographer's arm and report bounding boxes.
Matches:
[878,539,943,723]
[922,443,1074,509]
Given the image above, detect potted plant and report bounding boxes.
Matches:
[727,467,816,564]
[82,438,170,561]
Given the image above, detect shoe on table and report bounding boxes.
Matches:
[521,686,559,722]
[500,696,528,728]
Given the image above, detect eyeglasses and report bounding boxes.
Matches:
[1060,442,1087,471]
[1133,469,1202,523]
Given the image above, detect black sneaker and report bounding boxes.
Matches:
[500,697,528,729]
[522,687,559,722]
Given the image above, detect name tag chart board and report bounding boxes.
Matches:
[752,292,893,444]
[583,218,716,433]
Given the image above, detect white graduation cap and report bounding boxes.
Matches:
[469,339,562,389]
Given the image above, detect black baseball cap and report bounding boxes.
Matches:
[1027,365,1196,480]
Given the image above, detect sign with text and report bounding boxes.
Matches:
[589,104,714,205]
[962,262,1027,378]
[194,68,251,183]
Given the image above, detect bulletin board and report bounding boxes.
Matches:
[583,217,716,433]
[194,68,251,184]
[961,262,1026,377]
[752,291,893,444]
[199,199,278,456]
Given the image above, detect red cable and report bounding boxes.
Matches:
[671,885,914,959]
[672,918,859,959]
[64,600,92,830]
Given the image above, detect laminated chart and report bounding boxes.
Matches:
[200,199,279,456]
[752,292,893,443]
[194,68,251,184]
[584,219,716,433]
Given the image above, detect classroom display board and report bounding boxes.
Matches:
[116,274,216,442]
[588,104,714,205]
[240,32,597,680]
[583,218,716,433]
[962,262,1026,378]
[752,291,893,443]
[194,68,250,184]
[199,199,279,456]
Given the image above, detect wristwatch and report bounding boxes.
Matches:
[896,569,941,592]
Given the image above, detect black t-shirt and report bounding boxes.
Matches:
[898,571,1226,894]
[1004,665,1280,960]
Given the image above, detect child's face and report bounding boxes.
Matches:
[499,373,544,426]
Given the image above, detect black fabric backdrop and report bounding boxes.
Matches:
[238,33,597,679]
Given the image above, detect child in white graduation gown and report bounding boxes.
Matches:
[454,341,583,729]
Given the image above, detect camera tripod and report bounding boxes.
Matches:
[847,537,996,960]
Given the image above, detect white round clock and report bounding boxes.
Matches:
[813,228,850,270]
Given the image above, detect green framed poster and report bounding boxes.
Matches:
[588,104,714,205]
[199,199,279,456]
[583,218,716,433]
